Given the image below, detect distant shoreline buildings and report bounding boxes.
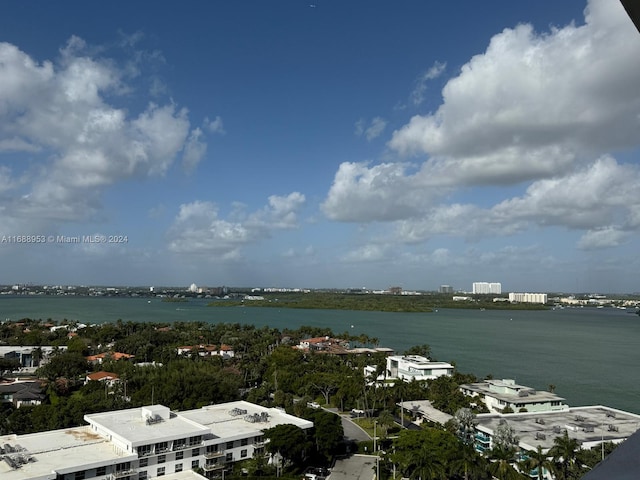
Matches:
[472,282,502,294]
[508,292,548,304]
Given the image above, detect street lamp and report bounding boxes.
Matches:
[374,420,377,453]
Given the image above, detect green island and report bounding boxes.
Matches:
[161,297,189,303]
[207,291,548,312]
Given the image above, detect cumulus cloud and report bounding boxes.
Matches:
[322,161,447,222]
[354,117,387,141]
[167,193,306,256]
[391,157,640,247]
[324,0,640,253]
[578,227,629,250]
[389,0,640,183]
[0,37,202,226]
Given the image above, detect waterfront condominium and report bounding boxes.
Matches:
[0,401,313,480]
[508,292,548,304]
[472,282,502,294]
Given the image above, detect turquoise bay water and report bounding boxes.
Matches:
[2,296,639,414]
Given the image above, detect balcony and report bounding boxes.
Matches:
[110,469,138,479]
[205,450,225,459]
[203,463,225,471]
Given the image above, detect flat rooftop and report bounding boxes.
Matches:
[462,380,566,404]
[179,401,313,440]
[476,406,640,451]
[399,400,453,425]
[0,427,134,480]
[85,405,210,447]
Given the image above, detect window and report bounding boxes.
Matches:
[139,472,148,480]
[226,453,233,462]
[96,466,106,476]
[191,447,200,457]
[138,444,152,457]
[176,451,184,460]
[241,438,248,446]
[173,438,187,450]
[175,463,183,473]
[157,466,165,476]
[139,458,148,468]
[116,462,131,472]
[158,455,166,464]
[192,460,199,469]
[241,449,248,458]
[155,441,169,453]
[74,472,86,480]
[226,441,234,449]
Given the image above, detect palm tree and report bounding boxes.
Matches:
[405,443,446,480]
[549,430,581,480]
[488,446,527,480]
[449,443,487,480]
[377,410,395,440]
[520,445,554,480]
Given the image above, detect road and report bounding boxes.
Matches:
[328,454,378,480]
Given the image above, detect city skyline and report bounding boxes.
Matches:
[1,0,640,293]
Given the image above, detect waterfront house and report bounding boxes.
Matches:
[460,378,568,414]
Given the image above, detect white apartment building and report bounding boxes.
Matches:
[460,378,568,414]
[508,292,548,304]
[473,406,640,458]
[387,355,454,382]
[472,282,502,294]
[0,401,313,480]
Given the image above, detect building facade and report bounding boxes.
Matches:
[0,401,313,480]
[387,355,454,382]
[472,282,502,294]
[460,378,568,414]
[508,292,548,304]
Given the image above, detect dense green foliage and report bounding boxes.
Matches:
[208,292,548,312]
[0,317,619,480]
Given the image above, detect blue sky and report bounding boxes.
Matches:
[1,0,640,293]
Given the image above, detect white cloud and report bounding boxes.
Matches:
[0,37,199,224]
[388,0,640,185]
[354,117,387,141]
[204,116,226,135]
[322,161,445,222]
[324,0,640,254]
[578,227,628,250]
[182,128,207,173]
[167,193,306,256]
[341,243,390,263]
[491,157,640,231]
[410,61,446,106]
[389,157,640,247]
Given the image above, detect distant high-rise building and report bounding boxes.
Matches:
[508,292,548,304]
[439,285,454,294]
[473,282,502,294]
